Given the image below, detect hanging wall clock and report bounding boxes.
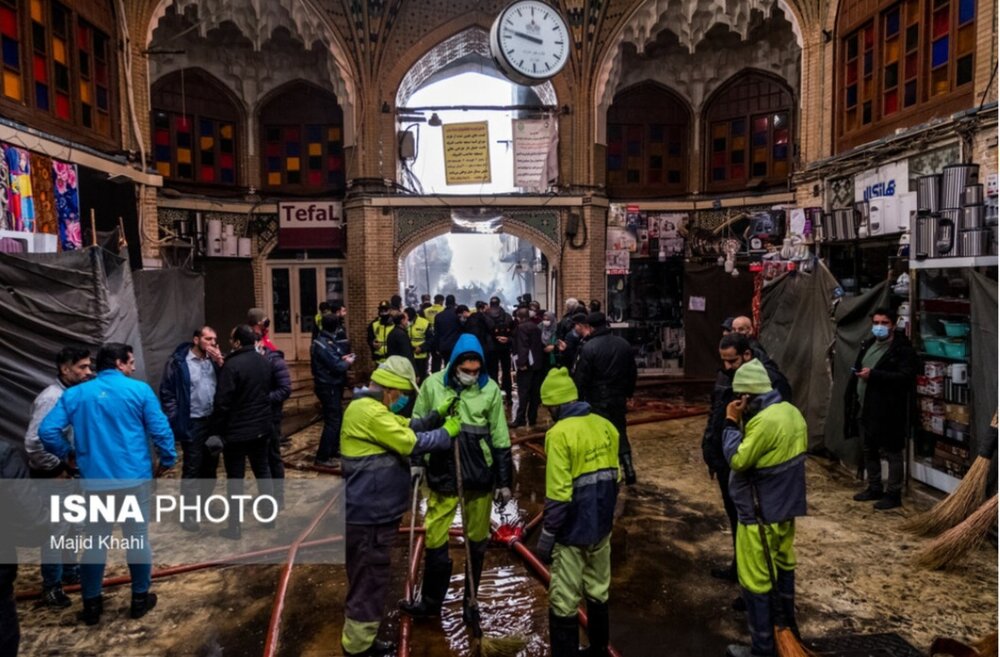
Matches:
[490,1,570,86]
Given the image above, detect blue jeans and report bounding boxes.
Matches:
[79,484,153,599]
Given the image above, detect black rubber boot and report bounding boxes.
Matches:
[130,592,158,619]
[549,610,580,657]
[78,595,103,626]
[743,589,775,656]
[41,585,72,608]
[775,569,798,639]
[852,486,883,501]
[620,453,637,486]
[462,539,488,626]
[583,598,609,657]
[873,491,902,510]
[344,638,397,656]
[399,545,452,618]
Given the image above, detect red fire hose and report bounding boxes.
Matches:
[397,533,425,657]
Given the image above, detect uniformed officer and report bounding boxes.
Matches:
[405,307,431,384]
[367,301,392,364]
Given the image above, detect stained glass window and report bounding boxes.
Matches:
[1,0,21,101]
[704,72,793,191]
[259,82,346,194]
[151,68,240,186]
[838,0,976,151]
[606,82,689,197]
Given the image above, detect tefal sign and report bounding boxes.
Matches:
[278,201,344,250]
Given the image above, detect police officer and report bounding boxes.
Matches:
[367,301,392,364]
[405,307,431,384]
[533,367,619,657]
[400,334,512,625]
[340,356,460,657]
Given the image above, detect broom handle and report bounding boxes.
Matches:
[453,434,482,631]
[750,480,783,619]
[406,473,421,603]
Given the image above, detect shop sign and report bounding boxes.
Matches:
[442,121,491,185]
[278,201,344,250]
[855,160,908,201]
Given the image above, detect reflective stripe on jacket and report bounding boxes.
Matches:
[543,402,620,546]
[409,316,430,359]
[369,320,391,361]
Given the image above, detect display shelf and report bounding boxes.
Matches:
[910,455,961,494]
[916,352,968,362]
[910,255,998,269]
[919,297,970,314]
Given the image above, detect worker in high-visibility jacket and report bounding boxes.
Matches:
[722,359,807,657]
[339,356,461,657]
[400,334,512,625]
[367,301,392,364]
[533,366,620,657]
[405,307,431,384]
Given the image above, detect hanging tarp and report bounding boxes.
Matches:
[824,281,892,467]
[682,263,756,379]
[968,270,997,494]
[758,262,839,449]
[135,268,205,394]
[0,246,145,443]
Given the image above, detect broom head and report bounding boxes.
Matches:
[901,457,989,536]
[914,496,999,570]
[479,634,529,657]
[775,627,819,657]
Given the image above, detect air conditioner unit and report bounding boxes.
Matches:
[0,230,58,253]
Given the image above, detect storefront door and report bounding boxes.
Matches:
[266,262,346,361]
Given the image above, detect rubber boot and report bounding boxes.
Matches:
[583,598,610,657]
[776,569,799,639]
[399,545,451,618]
[852,486,883,502]
[130,591,158,619]
[462,539,488,626]
[549,610,580,657]
[78,595,103,626]
[744,589,775,656]
[620,452,637,486]
[873,490,902,510]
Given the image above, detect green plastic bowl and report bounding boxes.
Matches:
[943,340,967,359]
[940,321,971,337]
[923,338,947,357]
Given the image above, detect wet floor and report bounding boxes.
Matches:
[14,394,998,657]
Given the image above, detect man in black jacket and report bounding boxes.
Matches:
[385,310,414,362]
[313,314,357,467]
[510,307,545,428]
[702,332,793,584]
[465,300,495,358]
[845,308,917,510]
[259,337,291,508]
[573,312,639,484]
[485,297,514,403]
[213,325,275,539]
[433,295,461,365]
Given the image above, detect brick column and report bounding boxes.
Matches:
[559,205,607,306]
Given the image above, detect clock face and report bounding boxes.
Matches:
[492,1,570,83]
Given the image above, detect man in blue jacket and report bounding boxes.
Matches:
[160,326,223,527]
[313,313,357,467]
[39,343,176,626]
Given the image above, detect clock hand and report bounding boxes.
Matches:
[511,30,544,45]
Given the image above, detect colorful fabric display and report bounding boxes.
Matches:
[53,160,81,250]
[30,153,57,236]
[0,144,10,231]
[5,145,34,232]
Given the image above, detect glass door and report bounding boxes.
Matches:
[266,262,347,361]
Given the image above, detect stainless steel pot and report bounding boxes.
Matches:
[961,204,984,229]
[963,184,984,206]
[958,228,989,257]
[917,174,941,212]
[936,210,958,256]
[940,164,979,209]
[831,208,857,240]
[915,212,937,258]
[854,200,870,237]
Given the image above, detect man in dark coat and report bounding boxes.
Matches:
[433,295,462,365]
[260,339,291,508]
[385,310,414,362]
[465,300,495,359]
[313,314,357,467]
[485,296,514,403]
[212,325,275,539]
[702,332,793,586]
[510,307,545,428]
[573,312,639,484]
[845,308,917,510]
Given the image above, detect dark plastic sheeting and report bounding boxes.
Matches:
[682,263,755,379]
[968,271,997,494]
[134,268,205,394]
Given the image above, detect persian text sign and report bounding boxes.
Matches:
[443,121,491,185]
[855,160,908,201]
[513,118,556,191]
[278,201,344,250]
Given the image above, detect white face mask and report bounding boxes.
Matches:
[542,320,552,328]
[456,371,478,387]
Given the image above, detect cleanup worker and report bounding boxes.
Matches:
[405,307,431,384]
[400,334,512,624]
[367,301,392,364]
[534,367,619,657]
[339,356,461,657]
[722,359,807,657]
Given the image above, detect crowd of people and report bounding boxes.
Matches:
[0,291,916,657]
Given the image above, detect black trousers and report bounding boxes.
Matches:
[514,368,543,425]
[413,357,429,384]
[430,353,443,373]
[345,522,398,623]
[181,417,218,498]
[488,348,513,399]
[267,421,285,506]
[593,404,632,458]
[223,438,273,509]
[316,386,344,460]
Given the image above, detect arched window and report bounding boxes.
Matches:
[704,71,794,192]
[836,0,976,152]
[606,82,690,198]
[151,69,240,186]
[258,82,345,195]
[0,0,116,148]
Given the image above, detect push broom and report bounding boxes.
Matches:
[902,411,998,537]
[913,494,998,570]
[453,437,526,657]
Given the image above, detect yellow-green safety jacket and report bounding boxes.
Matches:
[368,318,391,363]
[408,315,430,360]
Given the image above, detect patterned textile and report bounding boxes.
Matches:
[5,145,34,232]
[0,144,10,231]
[30,154,57,236]
[53,161,81,250]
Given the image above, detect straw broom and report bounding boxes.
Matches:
[913,495,998,570]
[903,412,998,537]
[973,632,998,657]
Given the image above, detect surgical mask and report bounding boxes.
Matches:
[459,316,468,325]
[542,320,552,328]
[871,325,891,340]
[456,371,478,387]
[389,395,410,414]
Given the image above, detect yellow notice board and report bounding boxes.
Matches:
[442,121,491,185]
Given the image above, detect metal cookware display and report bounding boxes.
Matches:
[936,209,959,256]
[961,204,984,229]
[962,184,984,206]
[958,228,990,257]
[940,164,979,210]
[830,208,857,240]
[917,174,941,212]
